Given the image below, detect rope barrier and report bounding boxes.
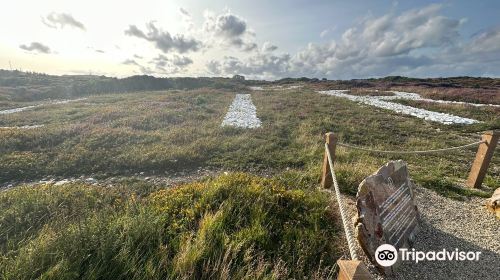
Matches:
[323,135,488,260]
[336,140,484,155]
[325,143,359,261]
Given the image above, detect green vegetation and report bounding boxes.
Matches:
[1,86,498,196]
[0,173,340,279]
[1,71,499,279]
[0,85,500,194]
[0,70,250,102]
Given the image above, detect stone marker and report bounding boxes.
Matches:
[354,160,420,275]
[486,187,500,219]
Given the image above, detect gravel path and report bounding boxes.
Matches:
[337,186,499,280]
[319,90,481,125]
[221,94,262,128]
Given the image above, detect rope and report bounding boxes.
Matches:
[325,143,359,260]
[336,140,484,155]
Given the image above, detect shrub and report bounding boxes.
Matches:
[0,173,341,279]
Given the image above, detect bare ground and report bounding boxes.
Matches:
[336,186,499,280]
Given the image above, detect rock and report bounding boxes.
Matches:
[85,178,98,184]
[221,94,262,128]
[485,188,500,219]
[354,160,420,275]
[319,90,480,125]
[54,179,70,186]
[39,179,54,184]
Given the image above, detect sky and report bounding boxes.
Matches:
[1,0,500,80]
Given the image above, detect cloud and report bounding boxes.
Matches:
[206,12,247,37]
[122,59,140,66]
[203,10,257,52]
[206,53,291,79]
[152,54,193,68]
[124,25,147,39]
[171,55,193,66]
[320,29,329,38]
[124,54,193,75]
[467,26,500,53]
[42,12,85,30]
[207,3,481,79]
[19,42,51,54]
[320,26,337,38]
[125,22,201,53]
[179,8,195,31]
[179,7,190,17]
[287,3,468,78]
[262,42,278,52]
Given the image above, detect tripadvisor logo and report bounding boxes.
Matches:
[375,244,398,267]
[375,244,482,266]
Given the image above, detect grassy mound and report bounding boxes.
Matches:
[0,173,341,279]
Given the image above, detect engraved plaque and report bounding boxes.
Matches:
[354,160,420,275]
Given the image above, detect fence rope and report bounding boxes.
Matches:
[337,140,484,155]
[325,143,359,261]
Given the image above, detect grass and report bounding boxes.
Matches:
[0,173,341,279]
[0,84,499,279]
[0,86,498,195]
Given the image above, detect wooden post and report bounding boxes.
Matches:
[466,130,499,188]
[321,132,338,189]
[337,260,372,280]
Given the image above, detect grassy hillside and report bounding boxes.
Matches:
[1,74,499,279]
[0,70,252,102]
[1,86,498,196]
[0,173,340,279]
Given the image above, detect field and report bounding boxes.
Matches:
[1,81,499,279]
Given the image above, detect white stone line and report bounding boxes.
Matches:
[249,85,302,91]
[0,125,44,129]
[381,91,500,107]
[221,94,262,128]
[249,86,264,91]
[0,98,87,115]
[319,90,480,125]
[0,105,37,115]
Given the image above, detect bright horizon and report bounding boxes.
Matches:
[1,0,500,80]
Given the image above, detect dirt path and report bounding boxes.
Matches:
[338,186,499,280]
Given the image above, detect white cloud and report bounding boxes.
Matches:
[207,3,494,80]
[203,10,258,52]
[261,42,278,52]
[179,7,195,32]
[320,26,336,38]
[42,12,86,30]
[19,42,51,54]
[124,22,202,53]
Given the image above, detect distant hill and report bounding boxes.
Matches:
[1,69,499,102]
[0,70,258,101]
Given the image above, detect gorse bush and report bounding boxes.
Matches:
[0,173,341,279]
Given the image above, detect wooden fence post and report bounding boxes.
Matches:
[321,132,338,189]
[466,130,499,188]
[337,260,372,280]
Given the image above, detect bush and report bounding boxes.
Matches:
[0,173,341,279]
